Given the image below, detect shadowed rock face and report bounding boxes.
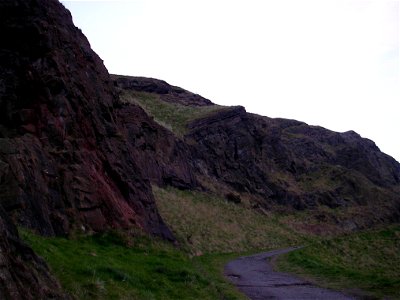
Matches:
[0,0,173,239]
[0,207,65,299]
[0,0,187,296]
[117,103,197,190]
[113,75,400,224]
[0,0,399,296]
[186,108,400,210]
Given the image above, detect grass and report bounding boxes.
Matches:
[20,229,246,300]
[153,186,400,299]
[20,186,400,299]
[19,186,304,299]
[152,186,400,299]
[153,186,303,254]
[119,90,227,137]
[275,225,400,299]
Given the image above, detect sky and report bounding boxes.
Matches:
[61,0,399,162]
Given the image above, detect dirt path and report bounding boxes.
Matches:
[225,247,355,300]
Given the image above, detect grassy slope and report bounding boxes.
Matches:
[275,225,400,299]
[20,187,303,299]
[21,229,247,300]
[153,186,400,298]
[119,90,227,137]
[20,92,400,299]
[153,186,303,254]
[21,186,400,299]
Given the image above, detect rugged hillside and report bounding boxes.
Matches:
[187,108,400,207]
[114,75,400,228]
[0,0,176,238]
[1,0,399,297]
[0,0,198,295]
[0,4,190,296]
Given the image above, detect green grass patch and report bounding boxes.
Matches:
[275,225,400,299]
[153,186,303,254]
[20,229,246,300]
[21,187,399,299]
[119,90,227,137]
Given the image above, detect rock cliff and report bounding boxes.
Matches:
[1,0,400,296]
[187,108,400,209]
[0,0,189,295]
[0,0,173,238]
[115,75,400,226]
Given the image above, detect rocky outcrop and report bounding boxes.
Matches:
[117,103,197,189]
[113,74,213,106]
[1,0,399,296]
[0,0,185,296]
[113,75,400,222]
[186,107,400,212]
[0,0,173,239]
[0,207,65,299]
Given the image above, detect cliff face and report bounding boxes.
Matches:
[0,0,197,295]
[114,75,400,225]
[0,0,173,238]
[117,103,197,189]
[1,0,399,296]
[113,75,198,189]
[187,108,400,209]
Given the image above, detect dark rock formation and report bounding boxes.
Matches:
[186,107,400,210]
[113,75,400,223]
[0,207,65,299]
[0,0,185,296]
[117,103,197,189]
[1,0,399,296]
[113,74,213,106]
[0,0,173,239]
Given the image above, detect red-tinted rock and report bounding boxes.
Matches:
[0,0,173,240]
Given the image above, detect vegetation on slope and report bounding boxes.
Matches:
[119,90,226,137]
[21,229,246,300]
[154,187,400,299]
[153,186,303,254]
[20,187,303,299]
[21,186,400,299]
[276,225,400,299]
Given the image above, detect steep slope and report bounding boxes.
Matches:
[0,207,65,299]
[187,108,400,207]
[0,0,398,296]
[0,0,175,238]
[114,75,400,229]
[115,99,197,190]
[0,0,207,295]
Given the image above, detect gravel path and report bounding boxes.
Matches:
[225,247,355,300]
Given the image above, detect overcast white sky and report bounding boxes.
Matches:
[61,0,399,162]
